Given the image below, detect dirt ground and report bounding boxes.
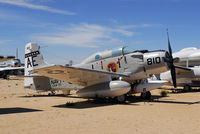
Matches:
[0,78,200,134]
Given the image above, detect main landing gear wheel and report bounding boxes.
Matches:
[116,95,126,103]
[140,91,151,100]
[3,74,8,79]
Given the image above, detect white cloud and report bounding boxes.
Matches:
[0,0,75,15]
[119,24,152,29]
[31,23,134,48]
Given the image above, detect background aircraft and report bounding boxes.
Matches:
[173,47,200,67]
[0,55,15,62]
[0,49,24,79]
[158,66,200,91]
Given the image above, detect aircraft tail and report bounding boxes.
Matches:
[24,43,74,96]
[25,42,49,77]
[24,42,50,89]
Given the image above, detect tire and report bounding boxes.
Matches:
[140,91,151,100]
[3,75,8,79]
[117,95,126,103]
[146,91,151,99]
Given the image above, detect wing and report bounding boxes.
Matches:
[33,65,129,87]
[0,67,24,71]
[0,56,15,62]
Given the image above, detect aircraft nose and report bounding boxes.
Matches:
[163,51,172,64]
[165,51,170,58]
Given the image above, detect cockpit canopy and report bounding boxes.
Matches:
[81,46,135,64]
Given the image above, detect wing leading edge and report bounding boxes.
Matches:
[33,65,130,87]
[0,56,15,62]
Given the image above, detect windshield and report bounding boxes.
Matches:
[122,46,135,55]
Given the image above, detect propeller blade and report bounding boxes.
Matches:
[171,66,177,88]
[166,29,177,88]
[16,48,18,59]
[167,29,172,56]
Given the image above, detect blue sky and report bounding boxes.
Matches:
[0,0,200,64]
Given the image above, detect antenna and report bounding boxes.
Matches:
[69,60,73,66]
[16,48,18,59]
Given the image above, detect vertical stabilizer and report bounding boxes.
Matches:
[24,42,49,89]
[25,42,48,77]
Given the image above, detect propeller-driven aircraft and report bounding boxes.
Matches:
[24,32,179,102]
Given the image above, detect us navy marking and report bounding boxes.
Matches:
[25,51,40,58]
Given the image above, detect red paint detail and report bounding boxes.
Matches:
[101,61,103,70]
[116,56,123,64]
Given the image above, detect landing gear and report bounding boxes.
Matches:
[116,95,126,103]
[183,85,191,92]
[2,75,8,79]
[140,91,151,100]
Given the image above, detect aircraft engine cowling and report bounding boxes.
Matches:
[144,51,169,75]
[76,80,131,98]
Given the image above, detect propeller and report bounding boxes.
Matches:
[164,29,177,88]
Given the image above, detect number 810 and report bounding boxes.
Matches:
[147,57,161,65]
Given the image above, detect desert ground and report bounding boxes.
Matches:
[0,78,200,134]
